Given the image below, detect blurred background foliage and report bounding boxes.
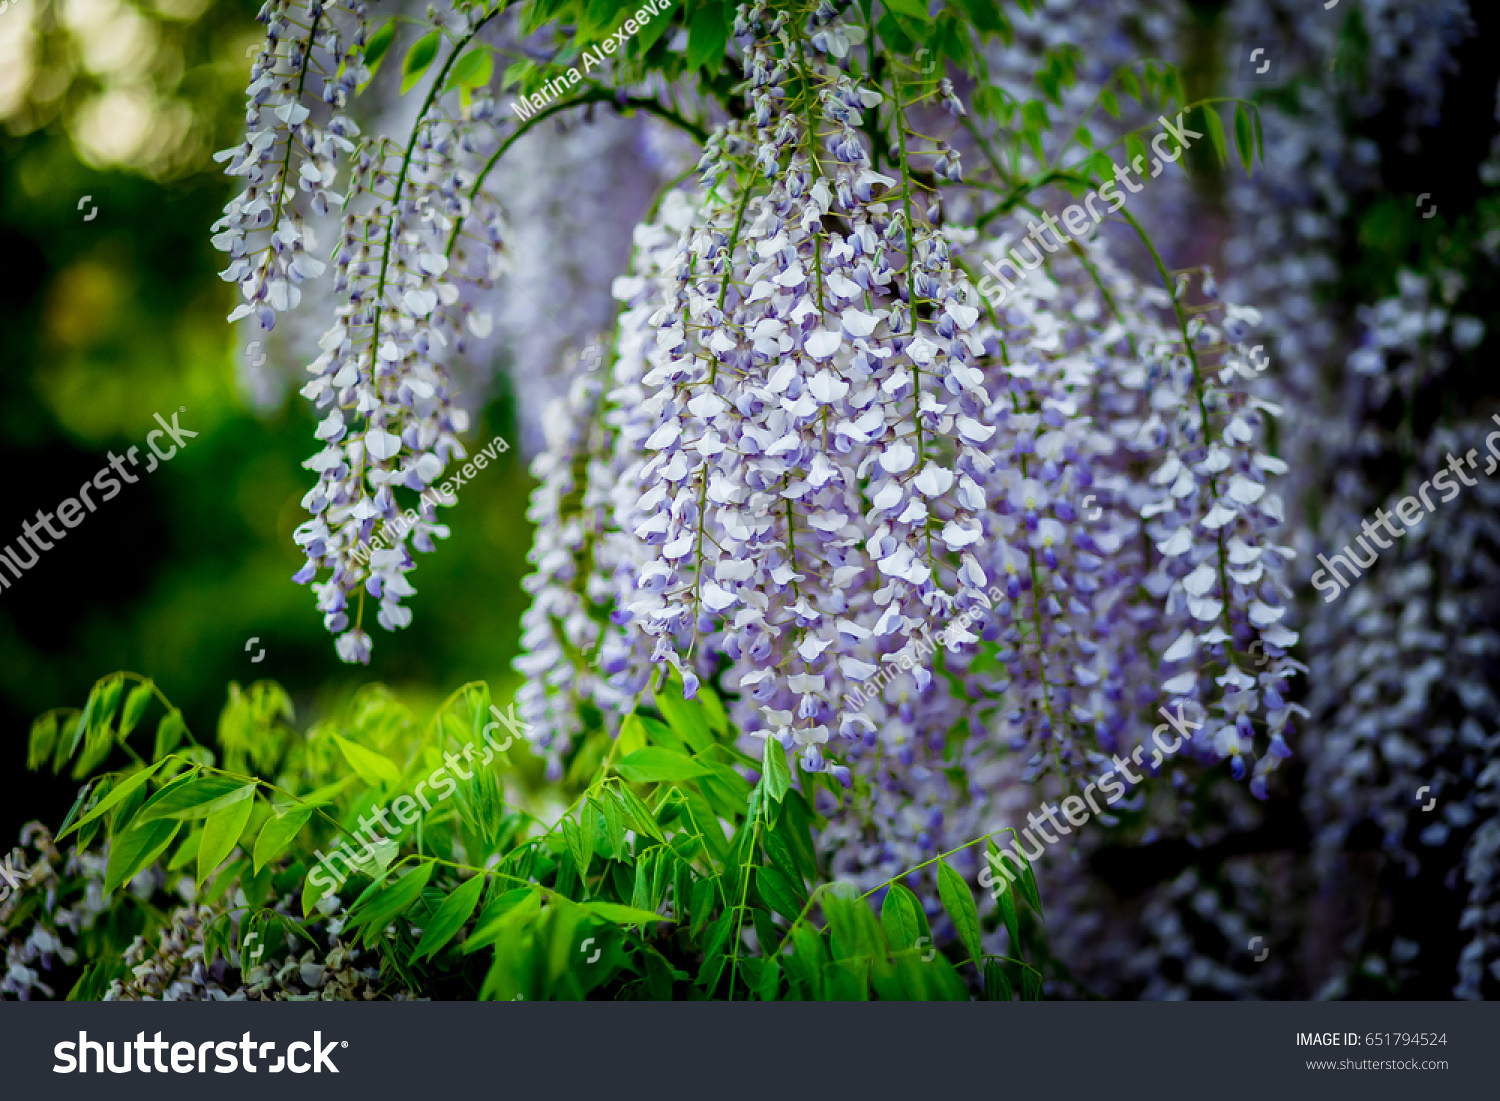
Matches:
[0,0,532,843]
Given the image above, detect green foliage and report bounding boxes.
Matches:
[401,30,444,94]
[19,672,1052,1000]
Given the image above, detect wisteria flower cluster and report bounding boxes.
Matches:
[510,0,1300,899]
[212,0,536,662]
[205,0,1315,976]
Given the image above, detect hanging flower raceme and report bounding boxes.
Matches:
[1134,275,1301,797]
[286,6,512,662]
[513,347,614,779]
[572,8,1004,782]
[511,1,1297,822]
[962,247,1150,780]
[212,0,368,332]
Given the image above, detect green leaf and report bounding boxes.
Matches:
[778,794,820,882]
[614,746,708,784]
[630,848,654,912]
[465,887,541,953]
[882,0,930,20]
[94,674,125,733]
[345,862,434,934]
[73,718,115,779]
[1037,69,1060,106]
[562,815,588,880]
[601,788,626,859]
[874,12,913,56]
[1202,103,1228,166]
[579,801,599,875]
[302,862,334,918]
[1099,87,1119,118]
[333,733,401,786]
[445,47,493,92]
[615,712,651,756]
[577,0,617,38]
[760,738,791,805]
[1125,132,1149,176]
[198,790,257,885]
[880,882,925,952]
[698,686,729,736]
[1165,65,1185,107]
[990,841,1022,952]
[788,923,826,998]
[412,875,486,962]
[202,856,246,908]
[63,694,96,770]
[695,761,754,821]
[499,57,535,94]
[400,30,442,94]
[614,785,666,843]
[1234,102,1254,175]
[1017,853,1044,918]
[252,806,314,874]
[109,777,151,836]
[824,957,871,1000]
[937,858,983,967]
[653,682,715,753]
[584,900,667,926]
[1022,967,1044,1000]
[61,761,164,840]
[1021,98,1050,134]
[363,17,396,73]
[957,0,1004,35]
[685,3,728,75]
[984,959,1014,1001]
[823,886,883,963]
[760,814,803,889]
[690,878,716,939]
[28,713,58,771]
[347,837,399,879]
[118,683,154,741]
[56,779,97,839]
[635,3,673,54]
[105,818,179,894]
[277,774,351,815]
[755,865,806,920]
[136,774,251,823]
[154,709,187,761]
[169,829,202,870]
[67,959,128,1001]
